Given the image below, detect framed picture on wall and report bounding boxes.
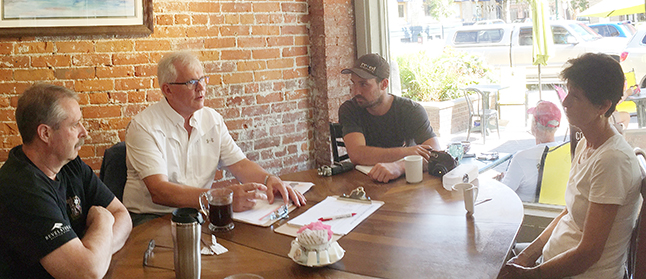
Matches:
[0,0,153,37]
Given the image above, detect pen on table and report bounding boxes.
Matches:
[474,198,492,206]
[318,213,357,222]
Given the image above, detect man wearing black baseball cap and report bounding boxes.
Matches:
[338,53,441,183]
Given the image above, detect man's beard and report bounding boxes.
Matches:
[354,94,383,109]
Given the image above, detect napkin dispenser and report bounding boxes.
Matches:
[442,164,478,191]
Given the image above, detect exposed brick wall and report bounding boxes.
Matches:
[0,0,356,180]
[310,0,355,167]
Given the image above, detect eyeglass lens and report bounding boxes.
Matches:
[186,76,209,89]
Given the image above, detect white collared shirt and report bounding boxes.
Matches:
[123,98,246,214]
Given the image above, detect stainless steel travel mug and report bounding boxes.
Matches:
[171,208,204,279]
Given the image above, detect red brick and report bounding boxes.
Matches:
[147,90,163,102]
[32,55,71,67]
[113,53,150,65]
[0,43,12,55]
[223,72,253,84]
[115,77,153,90]
[0,96,11,108]
[175,14,191,24]
[72,54,111,66]
[255,70,282,81]
[225,14,240,25]
[128,90,147,103]
[255,14,283,24]
[96,65,134,78]
[283,46,308,57]
[238,37,266,48]
[241,105,270,117]
[88,93,109,104]
[151,26,187,38]
[55,68,95,80]
[221,3,252,12]
[257,92,283,104]
[267,58,294,69]
[75,79,114,92]
[95,41,134,52]
[14,69,55,81]
[282,3,308,13]
[0,69,12,81]
[0,56,28,68]
[189,2,220,13]
[226,95,255,107]
[283,67,308,79]
[192,14,209,25]
[135,40,171,51]
[268,36,293,47]
[281,26,308,35]
[156,14,174,25]
[56,41,93,53]
[15,42,54,54]
[253,3,280,12]
[78,145,95,157]
[187,26,210,37]
[225,118,253,130]
[221,50,251,60]
[135,64,156,77]
[252,26,279,36]
[124,104,148,117]
[220,26,250,36]
[255,136,281,150]
[237,61,265,71]
[295,35,309,45]
[205,38,236,49]
[0,109,14,121]
[240,14,254,24]
[109,92,128,103]
[252,48,280,59]
[83,105,121,118]
[0,83,30,95]
[287,89,308,100]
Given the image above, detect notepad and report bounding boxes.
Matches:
[277,196,384,237]
[232,181,314,227]
[355,165,373,175]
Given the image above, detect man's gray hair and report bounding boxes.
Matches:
[157,51,203,90]
[16,83,79,144]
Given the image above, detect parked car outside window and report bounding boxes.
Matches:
[588,21,636,38]
[621,27,646,87]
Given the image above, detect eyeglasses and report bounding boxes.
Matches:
[143,239,174,270]
[168,76,209,90]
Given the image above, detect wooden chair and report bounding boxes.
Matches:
[463,89,500,144]
[329,122,349,163]
[627,148,646,279]
[535,141,571,205]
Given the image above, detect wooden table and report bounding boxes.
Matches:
[106,169,524,279]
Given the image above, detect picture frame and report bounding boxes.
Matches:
[0,0,153,37]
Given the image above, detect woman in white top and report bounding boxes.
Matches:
[501,53,642,278]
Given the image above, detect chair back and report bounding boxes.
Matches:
[100,141,127,201]
[329,122,349,163]
[628,148,646,279]
[463,90,482,116]
[535,141,571,205]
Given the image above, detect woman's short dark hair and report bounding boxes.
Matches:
[16,83,79,144]
[560,53,624,117]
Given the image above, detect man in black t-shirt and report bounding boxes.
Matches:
[339,53,442,182]
[0,84,132,278]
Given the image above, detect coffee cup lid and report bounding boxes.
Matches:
[172,208,205,224]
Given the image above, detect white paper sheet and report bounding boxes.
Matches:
[286,196,384,235]
[232,181,314,227]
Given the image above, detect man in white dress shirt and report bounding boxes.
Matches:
[123,51,306,225]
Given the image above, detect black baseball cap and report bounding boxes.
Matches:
[341,53,390,80]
